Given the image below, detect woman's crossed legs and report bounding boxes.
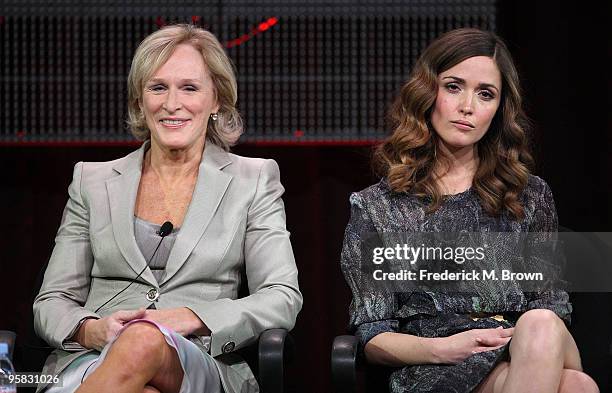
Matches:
[75,321,187,393]
[475,309,599,393]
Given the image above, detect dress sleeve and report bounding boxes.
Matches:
[525,179,572,324]
[340,192,398,350]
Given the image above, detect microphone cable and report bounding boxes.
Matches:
[26,221,174,354]
[94,220,173,314]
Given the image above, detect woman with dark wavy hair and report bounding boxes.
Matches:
[341,28,598,392]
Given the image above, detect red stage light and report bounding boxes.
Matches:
[223,17,279,48]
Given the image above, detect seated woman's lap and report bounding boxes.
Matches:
[508,309,581,370]
[475,310,597,393]
[46,319,221,393]
[108,321,184,392]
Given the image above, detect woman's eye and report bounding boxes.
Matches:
[479,90,495,100]
[445,83,460,93]
[148,85,166,92]
[183,85,198,92]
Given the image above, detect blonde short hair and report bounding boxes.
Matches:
[127,24,243,150]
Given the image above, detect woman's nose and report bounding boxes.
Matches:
[459,94,474,115]
[162,88,181,112]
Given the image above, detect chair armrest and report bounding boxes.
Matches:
[331,335,358,393]
[258,328,294,393]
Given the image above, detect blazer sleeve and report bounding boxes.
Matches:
[33,162,100,349]
[187,159,303,357]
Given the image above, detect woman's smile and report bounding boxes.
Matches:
[159,118,192,129]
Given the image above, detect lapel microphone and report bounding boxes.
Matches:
[158,221,174,237]
[94,221,174,314]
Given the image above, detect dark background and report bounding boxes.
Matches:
[0,0,498,144]
[1,1,611,392]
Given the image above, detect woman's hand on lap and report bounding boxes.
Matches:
[74,308,146,351]
[143,307,211,336]
[435,326,514,364]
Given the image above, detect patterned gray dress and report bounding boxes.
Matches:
[340,174,572,393]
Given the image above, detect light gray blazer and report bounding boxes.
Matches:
[33,141,303,393]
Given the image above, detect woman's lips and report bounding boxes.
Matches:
[160,119,190,129]
[451,121,475,131]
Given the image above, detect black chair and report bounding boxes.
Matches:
[331,334,391,393]
[331,334,359,393]
[254,328,296,393]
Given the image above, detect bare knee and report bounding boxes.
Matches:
[511,309,567,357]
[559,369,599,393]
[515,309,565,333]
[111,322,167,371]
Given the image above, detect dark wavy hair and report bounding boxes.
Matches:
[373,28,533,219]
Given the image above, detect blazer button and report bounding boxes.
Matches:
[146,288,159,302]
[222,341,235,353]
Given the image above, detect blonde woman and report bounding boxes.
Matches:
[34,24,302,393]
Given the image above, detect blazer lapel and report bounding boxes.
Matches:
[106,142,157,286]
[161,143,233,285]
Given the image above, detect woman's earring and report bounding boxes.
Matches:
[210,113,218,121]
